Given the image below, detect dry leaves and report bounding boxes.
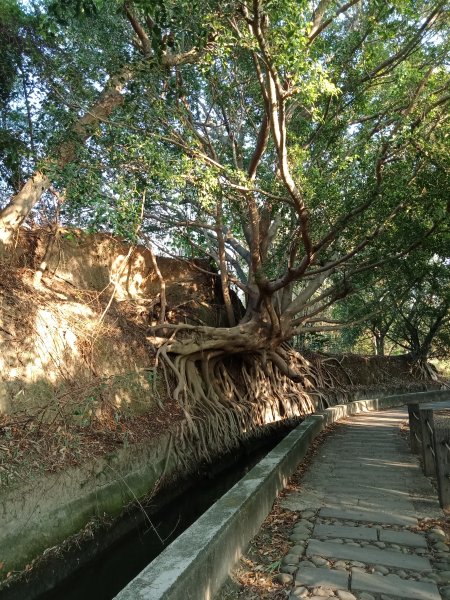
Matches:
[217,424,337,599]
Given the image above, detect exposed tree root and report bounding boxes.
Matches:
[411,358,440,382]
[151,338,348,470]
[150,314,443,482]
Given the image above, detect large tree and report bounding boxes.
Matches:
[1,0,449,417]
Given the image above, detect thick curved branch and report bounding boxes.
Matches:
[250,8,313,262]
[124,1,152,57]
[216,199,236,327]
[309,0,361,44]
[247,113,269,180]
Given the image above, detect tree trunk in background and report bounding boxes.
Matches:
[374,333,385,356]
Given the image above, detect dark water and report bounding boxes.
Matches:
[7,431,288,600]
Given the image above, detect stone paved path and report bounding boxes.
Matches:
[277,408,450,600]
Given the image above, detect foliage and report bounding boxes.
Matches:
[0,0,449,363]
[333,249,450,358]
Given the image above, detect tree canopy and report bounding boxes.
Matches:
[0,0,449,371]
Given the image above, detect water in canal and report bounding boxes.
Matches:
[8,429,289,600]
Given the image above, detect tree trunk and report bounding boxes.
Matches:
[374,333,385,356]
[0,172,50,244]
[216,200,236,327]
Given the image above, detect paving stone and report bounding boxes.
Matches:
[322,491,414,507]
[351,571,441,600]
[289,588,309,600]
[430,526,446,538]
[314,524,377,542]
[358,594,376,600]
[373,565,389,575]
[380,529,428,548]
[336,592,356,600]
[351,567,366,574]
[281,565,297,574]
[291,534,309,543]
[301,510,316,517]
[295,565,349,589]
[293,529,312,538]
[283,554,300,565]
[274,572,293,584]
[312,586,335,596]
[319,507,417,527]
[311,556,329,567]
[291,586,309,598]
[307,540,431,572]
[435,572,449,584]
[435,542,449,552]
[441,586,450,600]
[300,559,317,568]
[434,561,450,570]
[318,477,415,489]
[290,544,306,555]
[294,524,313,533]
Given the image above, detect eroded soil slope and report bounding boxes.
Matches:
[0,229,226,486]
[0,228,435,488]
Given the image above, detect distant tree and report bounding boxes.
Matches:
[333,250,450,363]
[388,259,450,361]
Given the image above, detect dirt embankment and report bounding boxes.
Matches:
[0,228,440,584]
[0,228,233,485]
[0,228,435,486]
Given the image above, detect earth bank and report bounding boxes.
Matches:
[0,229,440,587]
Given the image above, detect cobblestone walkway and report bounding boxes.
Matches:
[278,408,450,600]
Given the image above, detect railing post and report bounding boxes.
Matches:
[433,415,450,510]
[407,402,421,454]
[419,408,436,476]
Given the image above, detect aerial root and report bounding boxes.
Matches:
[152,343,346,470]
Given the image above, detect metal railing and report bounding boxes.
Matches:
[408,400,450,510]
